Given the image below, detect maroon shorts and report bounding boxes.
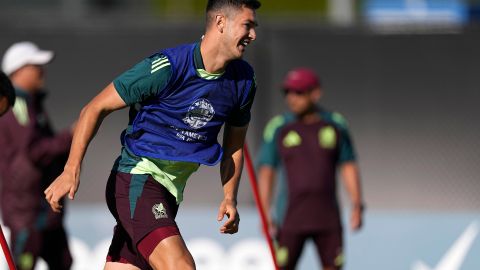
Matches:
[277,228,343,270]
[105,171,181,269]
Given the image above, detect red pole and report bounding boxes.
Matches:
[243,143,279,270]
[0,225,16,270]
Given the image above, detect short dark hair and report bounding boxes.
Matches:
[207,0,261,11]
[206,0,261,25]
[0,71,16,107]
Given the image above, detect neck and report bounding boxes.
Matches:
[200,34,230,74]
[297,106,320,124]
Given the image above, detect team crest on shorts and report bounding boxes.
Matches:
[152,203,168,219]
[183,98,215,129]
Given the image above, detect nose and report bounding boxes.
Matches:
[249,28,256,41]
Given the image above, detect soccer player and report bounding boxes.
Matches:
[43,0,261,269]
[0,71,15,116]
[0,42,74,270]
[257,68,364,270]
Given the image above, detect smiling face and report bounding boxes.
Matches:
[222,5,258,60]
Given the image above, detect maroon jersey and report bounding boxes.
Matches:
[277,119,343,231]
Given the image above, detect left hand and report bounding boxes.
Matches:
[350,206,363,231]
[217,198,240,234]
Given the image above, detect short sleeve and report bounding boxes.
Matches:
[113,53,172,105]
[331,112,357,163]
[257,115,285,168]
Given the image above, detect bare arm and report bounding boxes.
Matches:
[257,165,277,235]
[217,124,248,234]
[44,83,127,212]
[340,161,364,231]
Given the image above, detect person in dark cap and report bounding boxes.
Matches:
[0,71,15,117]
[257,67,364,270]
[0,41,73,270]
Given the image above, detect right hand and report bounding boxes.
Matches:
[350,205,364,231]
[217,198,240,234]
[44,168,80,213]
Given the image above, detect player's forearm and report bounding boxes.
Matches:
[341,162,363,208]
[220,124,249,202]
[63,102,109,173]
[258,166,275,216]
[64,83,125,174]
[220,148,243,202]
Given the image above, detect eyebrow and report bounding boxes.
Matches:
[245,19,259,27]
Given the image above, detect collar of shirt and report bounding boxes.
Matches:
[193,42,224,80]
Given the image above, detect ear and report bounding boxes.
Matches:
[215,14,226,33]
[311,87,323,102]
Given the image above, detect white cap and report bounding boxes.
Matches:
[2,41,54,75]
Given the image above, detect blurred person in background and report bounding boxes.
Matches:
[257,67,364,270]
[0,71,16,117]
[43,0,261,269]
[0,42,74,270]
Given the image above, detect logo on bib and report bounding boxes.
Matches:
[183,98,215,129]
[152,203,168,219]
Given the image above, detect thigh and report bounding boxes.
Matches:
[40,227,73,270]
[107,172,179,237]
[277,229,308,270]
[148,234,195,270]
[106,172,152,269]
[107,224,148,269]
[106,172,180,268]
[312,228,344,270]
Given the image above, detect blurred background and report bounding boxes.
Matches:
[1,0,480,269]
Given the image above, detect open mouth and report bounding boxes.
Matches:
[238,39,250,51]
